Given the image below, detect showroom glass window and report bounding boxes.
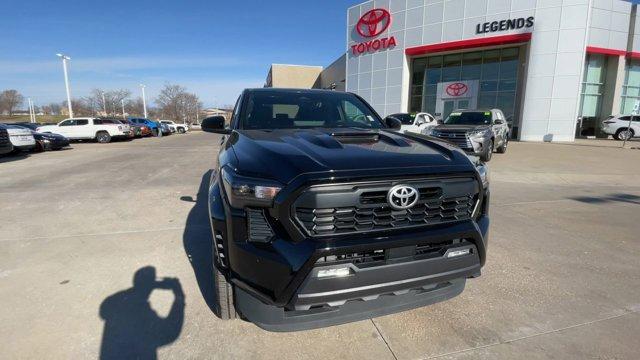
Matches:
[411,47,521,126]
[579,54,607,117]
[621,59,640,114]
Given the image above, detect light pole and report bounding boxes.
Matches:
[101,91,107,116]
[31,100,36,123]
[28,98,34,123]
[139,84,148,118]
[56,53,73,118]
[121,99,126,120]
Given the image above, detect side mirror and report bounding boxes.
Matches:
[202,116,230,134]
[494,119,504,125]
[384,116,402,130]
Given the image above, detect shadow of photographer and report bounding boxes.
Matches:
[99,266,184,360]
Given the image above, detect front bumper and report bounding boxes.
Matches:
[44,139,70,150]
[235,237,484,331]
[211,170,490,331]
[13,143,36,151]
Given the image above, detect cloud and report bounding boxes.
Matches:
[0,55,254,75]
[12,77,264,107]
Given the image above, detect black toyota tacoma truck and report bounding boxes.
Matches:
[201,88,490,331]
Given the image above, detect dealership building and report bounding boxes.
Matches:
[345,0,640,141]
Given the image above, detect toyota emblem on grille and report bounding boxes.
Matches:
[387,185,419,210]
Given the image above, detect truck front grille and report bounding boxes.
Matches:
[431,130,472,150]
[296,195,475,236]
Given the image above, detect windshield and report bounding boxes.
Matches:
[389,113,415,125]
[445,111,492,126]
[241,91,384,130]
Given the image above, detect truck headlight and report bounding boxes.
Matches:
[476,162,489,188]
[221,167,282,208]
[468,129,488,141]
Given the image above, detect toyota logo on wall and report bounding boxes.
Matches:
[356,8,391,38]
[387,185,419,210]
[446,83,469,97]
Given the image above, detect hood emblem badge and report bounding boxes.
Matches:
[387,185,419,210]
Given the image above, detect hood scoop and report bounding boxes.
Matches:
[330,131,380,144]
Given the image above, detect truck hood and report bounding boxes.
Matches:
[229,128,474,184]
[432,124,491,132]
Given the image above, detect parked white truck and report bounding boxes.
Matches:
[37,118,131,143]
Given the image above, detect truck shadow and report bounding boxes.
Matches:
[182,170,218,312]
[569,193,640,205]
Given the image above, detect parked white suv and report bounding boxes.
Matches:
[601,115,640,140]
[160,120,189,133]
[37,118,131,143]
[388,112,437,135]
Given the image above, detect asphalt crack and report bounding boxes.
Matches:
[371,318,398,360]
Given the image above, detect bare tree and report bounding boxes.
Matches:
[42,103,62,115]
[124,97,145,117]
[155,84,201,124]
[85,88,132,116]
[63,98,93,117]
[0,89,25,115]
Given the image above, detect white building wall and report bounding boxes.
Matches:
[588,0,632,50]
[519,1,590,142]
[346,0,636,142]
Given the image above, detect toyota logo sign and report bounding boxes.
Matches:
[446,83,469,97]
[356,9,391,38]
[387,185,419,210]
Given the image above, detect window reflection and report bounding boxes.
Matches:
[411,47,521,131]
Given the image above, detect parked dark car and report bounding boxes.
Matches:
[0,124,13,155]
[118,119,145,137]
[426,109,509,162]
[13,123,71,151]
[158,121,172,135]
[200,88,490,331]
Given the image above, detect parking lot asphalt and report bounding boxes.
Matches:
[1,133,639,359]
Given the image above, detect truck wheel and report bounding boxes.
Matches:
[178,127,185,134]
[480,140,493,162]
[96,131,111,144]
[615,128,634,141]
[496,138,508,153]
[213,265,237,320]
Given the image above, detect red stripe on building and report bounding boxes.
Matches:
[627,51,640,59]
[586,46,626,56]
[405,33,532,56]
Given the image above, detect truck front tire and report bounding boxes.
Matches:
[213,265,237,320]
[480,139,493,162]
[496,138,508,153]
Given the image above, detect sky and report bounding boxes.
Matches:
[0,0,362,108]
